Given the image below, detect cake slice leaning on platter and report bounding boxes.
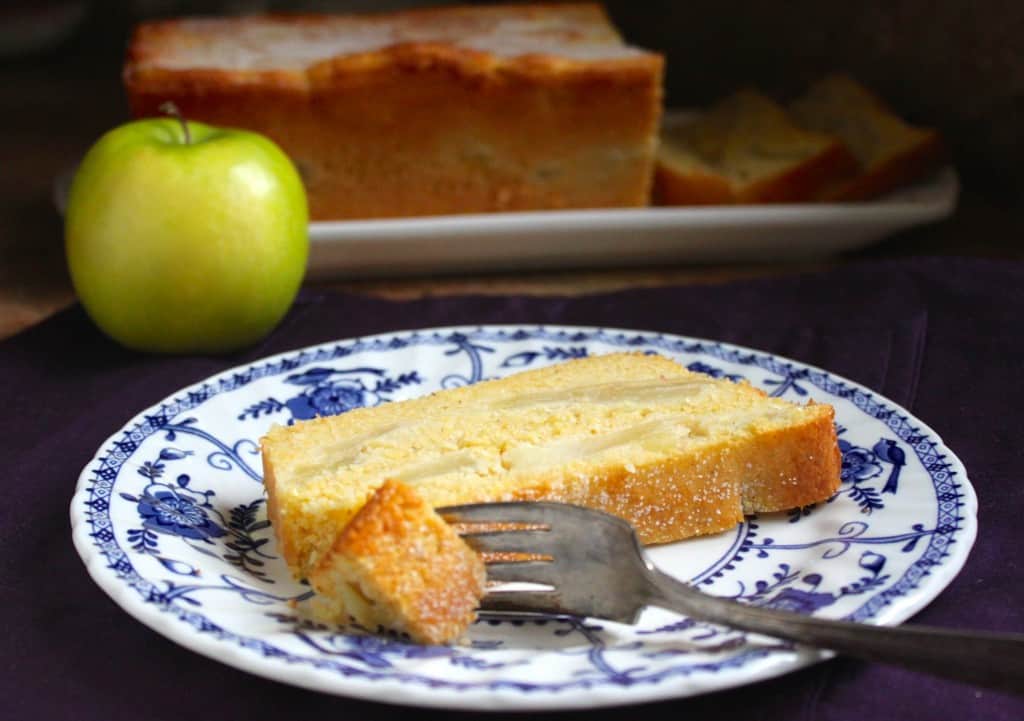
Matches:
[654,89,857,205]
[261,352,842,581]
[788,74,945,201]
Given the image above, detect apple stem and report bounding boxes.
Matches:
[158,101,191,145]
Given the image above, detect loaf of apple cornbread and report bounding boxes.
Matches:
[124,4,664,220]
[261,352,841,580]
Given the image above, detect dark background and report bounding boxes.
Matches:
[5,0,1023,199]
[2,0,1023,321]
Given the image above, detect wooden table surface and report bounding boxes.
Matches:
[3,36,1023,345]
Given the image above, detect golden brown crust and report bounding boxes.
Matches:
[739,141,858,203]
[653,163,735,205]
[493,410,839,544]
[126,4,631,77]
[827,129,945,201]
[503,446,746,542]
[124,6,664,220]
[654,139,857,205]
[258,440,295,568]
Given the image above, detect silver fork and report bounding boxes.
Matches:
[440,501,1024,695]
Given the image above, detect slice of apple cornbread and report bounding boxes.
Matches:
[655,89,857,205]
[788,74,945,200]
[305,479,485,645]
[262,352,841,579]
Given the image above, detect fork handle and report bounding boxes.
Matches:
[645,568,1024,695]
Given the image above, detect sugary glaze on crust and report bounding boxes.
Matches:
[127,4,648,73]
[124,4,663,220]
[262,353,842,579]
[306,479,485,645]
[125,4,660,86]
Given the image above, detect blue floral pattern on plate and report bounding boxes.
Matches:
[70,326,976,711]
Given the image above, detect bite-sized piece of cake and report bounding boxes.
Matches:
[788,74,945,200]
[261,352,841,580]
[124,4,664,220]
[654,90,857,205]
[305,479,485,645]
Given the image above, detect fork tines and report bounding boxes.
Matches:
[439,501,650,623]
[440,502,557,569]
[440,502,568,611]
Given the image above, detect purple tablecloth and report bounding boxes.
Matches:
[2,256,1021,720]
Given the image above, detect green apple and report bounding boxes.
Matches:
[65,109,308,354]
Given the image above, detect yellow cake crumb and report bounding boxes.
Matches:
[261,352,841,580]
[305,479,485,645]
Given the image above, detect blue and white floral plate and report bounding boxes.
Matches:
[70,326,976,710]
